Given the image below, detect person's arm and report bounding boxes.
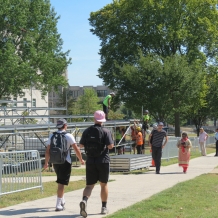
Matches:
[162,135,168,148]
[187,140,192,148]
[205,132,208,140]
[107,143,114,149]
[149,133,152,147]
[105,130,114,149]
[44,145,50,169]
[108,98,111,108]
[72,143,85,164]
[176,140,180,148]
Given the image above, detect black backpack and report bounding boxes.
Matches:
[84,125,105,157]
[49,132,69,164]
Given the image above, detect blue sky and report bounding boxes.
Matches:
[50,0,113,87]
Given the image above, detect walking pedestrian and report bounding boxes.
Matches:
[44,119,85,211]
[199,127,208,156]
[149,122,168,174]
[79,110,114,217]
[177,132,192,173]
[214,128,218,156]
[102,92,115,120]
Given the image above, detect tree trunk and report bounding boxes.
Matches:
[174,112,180,137]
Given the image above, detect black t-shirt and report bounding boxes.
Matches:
[79,124,113,164]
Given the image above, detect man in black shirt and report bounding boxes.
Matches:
[149,122,168,174]
[79,110,114,218]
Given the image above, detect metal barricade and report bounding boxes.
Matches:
[162,136,215,160]
[0,150,43,196]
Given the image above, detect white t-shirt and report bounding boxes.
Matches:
[48,130,76,164]
[215,132,218,141]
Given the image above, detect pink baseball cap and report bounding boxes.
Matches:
[94,110,106,122]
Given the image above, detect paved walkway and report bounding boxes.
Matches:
[0,154,218,218]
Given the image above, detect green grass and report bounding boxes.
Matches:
[0,180,86,209]
[106,173,218,218]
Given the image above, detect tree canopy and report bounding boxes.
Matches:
[89,0,218,135]
[0,0,71,99]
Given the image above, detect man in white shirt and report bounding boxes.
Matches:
[214,128,218,156]
[44,119,85,211]
[199,127,208,156]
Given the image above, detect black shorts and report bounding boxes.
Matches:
[53,161,72,185]
[132,141,136,147]
[103,104,109,114]
[86,163,110,185]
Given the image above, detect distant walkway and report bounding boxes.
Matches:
[0,153,218,218]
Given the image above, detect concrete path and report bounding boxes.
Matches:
[0,154,218,218]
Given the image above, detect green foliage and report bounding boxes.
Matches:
[108,110,125,120]
[0,0,71,99]
[77,88,101,115]
[89,0,218,134]
[89,0,218,86]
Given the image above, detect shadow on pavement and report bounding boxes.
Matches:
[0,208,52,216]
[0,207,102,218]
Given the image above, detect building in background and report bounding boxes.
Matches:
[48,85,113,116]
[0,88,48,125]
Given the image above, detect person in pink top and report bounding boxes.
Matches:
[199,128,208,156]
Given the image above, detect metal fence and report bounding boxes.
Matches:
[0,124,131,157]
[0,150,43,196]
[162,136,215,160]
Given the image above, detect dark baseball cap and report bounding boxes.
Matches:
[56,118,67,128]
[158,122,164,126]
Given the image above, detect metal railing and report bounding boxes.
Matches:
[162,136,215,160]
[0,150,43,196]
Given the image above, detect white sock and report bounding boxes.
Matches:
[61,196,65,205]
[56,197,62,208]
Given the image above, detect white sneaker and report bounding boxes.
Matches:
[55,205,64,211]
[101,207,109,214]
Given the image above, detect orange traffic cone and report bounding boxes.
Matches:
[151,158,155,167]
[150,149,155,167]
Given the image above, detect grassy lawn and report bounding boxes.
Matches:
[0,180,86,209]
[106,173,218,218]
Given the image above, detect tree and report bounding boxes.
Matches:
[89,0,218,135]
[0,0,71,99]
[77,88,101,115]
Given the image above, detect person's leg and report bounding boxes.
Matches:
[151,146,156,166]
[216,141,218,156]
[142,144,145,154]
[136,145,140,154]
[57,183,64,198]
[82,184,95,198]
[100,182,108,202]
[152,146,159,172]
[98,163,110,214]
[183,166,187,173]
[203,142,207,156]
[80,164,97,218]
[103,104,109,120]
[200,142,204,156]
[155,147,162,173]
[53,161,71,211]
